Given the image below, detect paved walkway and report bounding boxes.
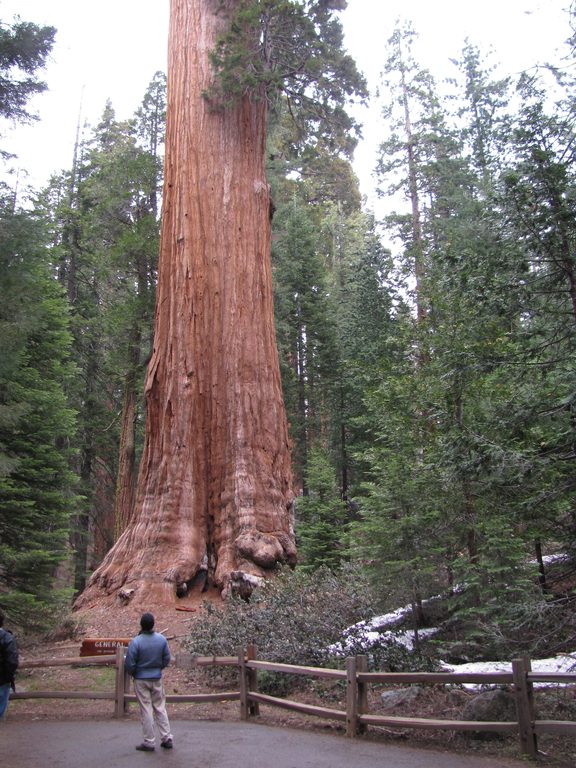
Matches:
[1,719,527,768]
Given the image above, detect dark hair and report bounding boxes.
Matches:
[140,612,155,631]
[0,608,4,627]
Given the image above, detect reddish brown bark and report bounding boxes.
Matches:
[76,0,295,608]
[113,357,138,541]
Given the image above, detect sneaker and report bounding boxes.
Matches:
[160,739,173,749]
[135,743,155,752]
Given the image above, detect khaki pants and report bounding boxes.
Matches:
[133,678,172,746]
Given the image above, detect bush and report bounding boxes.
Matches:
[185,564,376,671]
[184,564,439,694]
[0,588,76,636]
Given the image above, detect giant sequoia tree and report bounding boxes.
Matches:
[76,0,363,606]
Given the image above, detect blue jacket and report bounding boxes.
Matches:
[125,631,171,680]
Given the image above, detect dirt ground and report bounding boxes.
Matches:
[7,593,576,768]
[13,590,230,721]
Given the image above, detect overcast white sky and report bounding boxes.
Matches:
[2,0,572,202]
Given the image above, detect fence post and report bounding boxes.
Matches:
[239,646,249,720]
[346,656,358,738]
[246,643,260,717]
[123,658,131,713]
[356,654,368,735]
[512,657,538,758]
[114,646,127,718]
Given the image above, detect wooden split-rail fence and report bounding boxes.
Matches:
[12,643,576,760]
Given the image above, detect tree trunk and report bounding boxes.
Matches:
[113,333,139,541]
[75,0,295,608]
[399,57,426,333]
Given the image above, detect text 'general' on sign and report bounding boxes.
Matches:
[79,638,131,657]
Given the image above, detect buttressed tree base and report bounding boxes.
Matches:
[75,0,296,609]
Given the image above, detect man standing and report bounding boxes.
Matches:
[0,608,19,721]
[125,612,173,751]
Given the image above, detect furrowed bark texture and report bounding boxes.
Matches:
[76,0,295,608]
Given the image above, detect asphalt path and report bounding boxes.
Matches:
[0,719,528,768]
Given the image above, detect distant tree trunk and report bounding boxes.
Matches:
[75,0,295,607]
[113,210,157,540]
[399,53,426,334]
[113,326,140,540]
[534,538,549,594]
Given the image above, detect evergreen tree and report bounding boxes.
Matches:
[354,26,454,601]
[272,194,339,491]
[295,444,349,569]
[498,71,576,564]
[207,0,366,153]
[0,13,76,629]
[0,16,55,127]
[39,94,161,591]
[329,209,397,499]
[452,41,510,186]
[0,202,78,628]
[354,25,540,616]
[375,24,431,335]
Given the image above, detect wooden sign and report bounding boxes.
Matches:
[79,638,131,657]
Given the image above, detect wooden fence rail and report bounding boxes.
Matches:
[12,647,576,760]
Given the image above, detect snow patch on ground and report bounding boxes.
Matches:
[439,655,576,688]
[340,626,438,653]
[339,584,576,687]
[333,602,440,655]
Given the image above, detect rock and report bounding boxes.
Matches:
[117,588,135,604]
[380,686,424,709]
[227,570,265,600]
[461,689,517,740]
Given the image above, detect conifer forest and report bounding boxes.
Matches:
[1,1,576,662]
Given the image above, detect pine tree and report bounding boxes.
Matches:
[296,444,349,569]
[329,209,396,498]
[354,26,538,612]
[0,16,55,128]
[38,96,161,592]
[497,71,576,565]
[0,202,78,628]
[453,41,510,187]
[272,194,339,491]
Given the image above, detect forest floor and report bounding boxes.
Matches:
[7,591,576,768]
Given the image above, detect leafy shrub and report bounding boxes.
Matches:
[184,564,437,694]
[185,564,375,670]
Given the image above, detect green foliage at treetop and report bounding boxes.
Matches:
[0,17,56,127]
[207,0,367,157]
